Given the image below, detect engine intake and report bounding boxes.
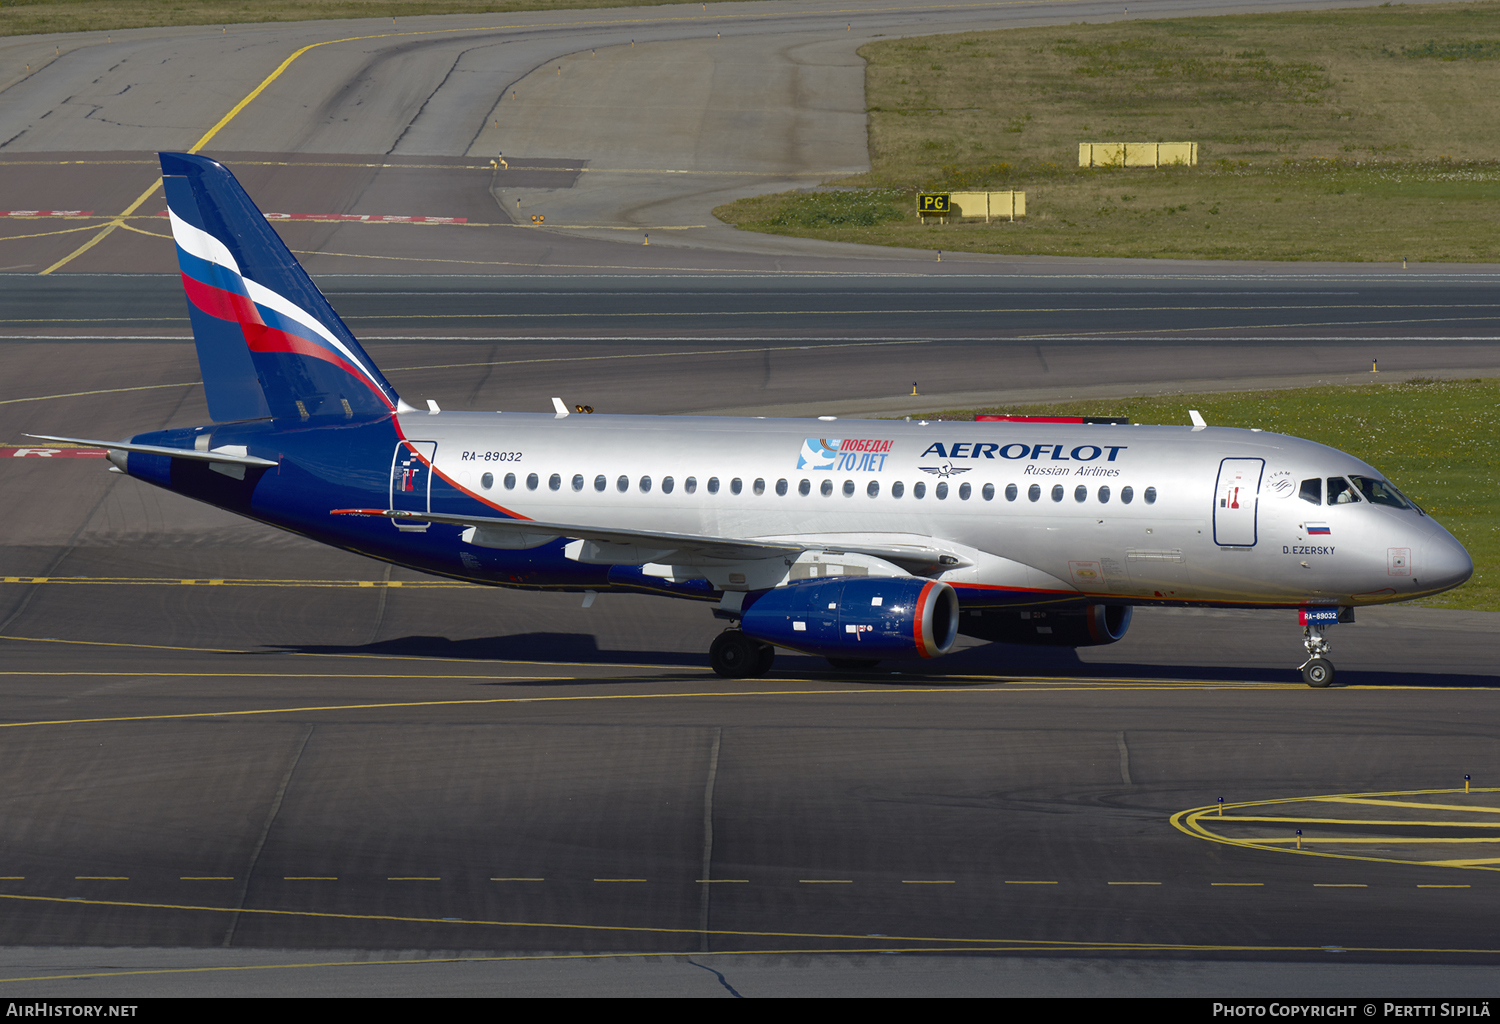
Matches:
[740,576,959,660]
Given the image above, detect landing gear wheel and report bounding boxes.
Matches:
[826,657,881,671]
[710,630,764,678]
[754,642,776,676]
[1302,658,1335,688]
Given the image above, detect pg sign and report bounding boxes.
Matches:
[917,193,951,215]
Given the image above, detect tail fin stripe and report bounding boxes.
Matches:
[167,208,241,275]
[245,329,385,397]
[180,272,261,326]
[173,232,393,405]
[239,279,386,389]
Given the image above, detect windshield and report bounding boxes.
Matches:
[1350,474,1418,512]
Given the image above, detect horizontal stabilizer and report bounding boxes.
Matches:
[26,434,278,466]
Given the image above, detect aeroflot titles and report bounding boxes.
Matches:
[920,442,1129,462]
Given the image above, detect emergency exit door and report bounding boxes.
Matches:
[1213,457,1263,547]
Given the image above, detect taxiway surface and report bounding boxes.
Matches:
[1,0,1498,997]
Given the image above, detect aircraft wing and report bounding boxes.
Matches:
[330,508,961,573]
[25,434,279,467]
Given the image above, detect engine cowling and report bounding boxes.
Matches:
[958,603,1132,647]
[740,576,959,660]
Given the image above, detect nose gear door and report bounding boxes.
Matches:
[390,440,437,530]
[1213,457,1263,547]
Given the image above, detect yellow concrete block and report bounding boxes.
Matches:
[947,191,1026,222]
[1080,142,1196,167]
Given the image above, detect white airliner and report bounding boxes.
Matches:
[33,154,1474,686]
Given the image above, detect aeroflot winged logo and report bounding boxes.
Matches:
[796,438,894,472]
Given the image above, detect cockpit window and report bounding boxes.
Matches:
[1327,477,1361,505]
[1299,478,1321,505]
[1350,474,1416,511]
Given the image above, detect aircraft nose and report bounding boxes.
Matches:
[1417,528,1473,594]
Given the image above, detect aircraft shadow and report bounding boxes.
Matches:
[275,634,1498,689]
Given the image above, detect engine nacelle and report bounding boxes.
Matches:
[958,603,1132,647]
[740,576,959,659]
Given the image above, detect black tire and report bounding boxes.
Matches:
[1302,658,1335,688]
[826,657,881,671]
[753,642,776,677]
[710,631,760,678]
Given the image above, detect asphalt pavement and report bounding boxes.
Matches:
[1,0,1498,997]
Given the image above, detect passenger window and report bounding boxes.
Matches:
[639,475,651,493]
[914,481,926,499]
[1074,485,1087,503]
[526,473,539,491]
[798,479,810,496]
[593,474,605,492]
[1327,477,1360,504]
[842,480,855,497]
[775,478,787,496]
[753,478,765,496]
[1144,487,1157,505]
[867,480,879,498]
[572,474,584,492]
[983,483,995,501]
[685,476,697,494]
[1299,478,1321,505]
[959,482,971,500]
[821,479,833,497]
[1051,484,1064,502]
[730,478,743,495]
[892,481,905,498]
[1098,486,1110,503]
[662,476,674,494]
[1004,483,1017,501]
[936,482,948,500]
[1121,486,1133,504]
[548,473,561,491]
[707,477,720,494]
[505,472,516,490]
[1028,484,1041,502]
[481,472,494,490]
[616,475,628,493]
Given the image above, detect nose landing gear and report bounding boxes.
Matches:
[1299,620,1335,687]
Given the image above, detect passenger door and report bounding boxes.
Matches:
[1213,457,1263,547]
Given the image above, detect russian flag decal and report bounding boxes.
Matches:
[1306,522,1331,535]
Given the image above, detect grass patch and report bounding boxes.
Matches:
[717,2,1500,261]
[0,0,705,37]
[902,378,1500,611]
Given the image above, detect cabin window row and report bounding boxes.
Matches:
[476,472,1157,506]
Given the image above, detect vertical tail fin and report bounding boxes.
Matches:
[159,152,401,423]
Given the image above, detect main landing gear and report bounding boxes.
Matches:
[1299,621,1335,688]
[709,629,775,679]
